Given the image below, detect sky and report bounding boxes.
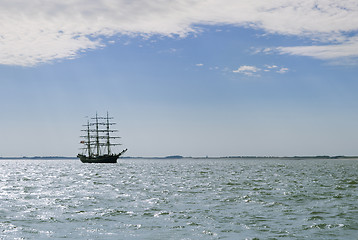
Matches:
[1,0,358,157]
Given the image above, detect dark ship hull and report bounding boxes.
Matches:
[77,149,127,163]
[77,154,119,163]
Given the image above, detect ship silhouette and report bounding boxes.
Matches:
[77,112,127,163]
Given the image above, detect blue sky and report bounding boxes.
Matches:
[1,1,358,157]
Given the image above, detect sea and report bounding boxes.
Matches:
[0,158,357,240]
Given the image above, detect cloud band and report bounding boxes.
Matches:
[1,0,357,66]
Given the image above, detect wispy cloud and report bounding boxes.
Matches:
[233,65,261,76]
[277,36,358,60]
[233,64,289,76]
[277,67,289,74]
[1,0,358,66]
[265,65,278,69]
[196,63,204,67]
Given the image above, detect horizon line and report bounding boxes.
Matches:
[1,155,358,160]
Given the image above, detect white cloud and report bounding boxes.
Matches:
[233,65,261,76]
[234,64,289,76]
[277,67,289,74]
[1,0,358,66]
[196,63,204,67]
[263,48,273,54]
[277,36,358,60]
[265,65,278,69]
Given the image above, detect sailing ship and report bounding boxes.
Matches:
[77,112,127,163]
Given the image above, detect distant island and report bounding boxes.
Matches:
[121,155,358,160]
[1,155,357,160]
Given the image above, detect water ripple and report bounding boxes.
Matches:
[0,158,357,239]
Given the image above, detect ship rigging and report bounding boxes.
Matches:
[77,112,127,163]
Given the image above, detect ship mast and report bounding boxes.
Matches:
[106,112,111,155]
[86,120,91,157]
[95,113,100,156]
[80,119,93,157]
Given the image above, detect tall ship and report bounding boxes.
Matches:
[77,112,127,163]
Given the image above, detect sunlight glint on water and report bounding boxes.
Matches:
[0,158,357,239]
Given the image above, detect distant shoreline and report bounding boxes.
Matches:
[1,155,358,160]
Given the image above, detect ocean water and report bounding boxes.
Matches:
[0,158,357,240]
